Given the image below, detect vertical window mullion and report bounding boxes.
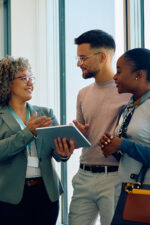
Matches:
[59,0,68,224]
[4,0,11,55]
[125,0,144,49]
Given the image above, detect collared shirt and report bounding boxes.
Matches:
[116,98,150,186]
[8,106,41,178]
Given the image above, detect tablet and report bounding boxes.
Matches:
[36,124,91,149]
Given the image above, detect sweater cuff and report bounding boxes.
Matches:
[119,138,129,153]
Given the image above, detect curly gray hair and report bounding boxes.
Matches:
[0,55,32,105]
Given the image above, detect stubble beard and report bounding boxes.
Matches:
[83,71,96,79]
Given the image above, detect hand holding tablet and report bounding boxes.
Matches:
[36,123,91,150]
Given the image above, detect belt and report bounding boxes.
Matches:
[80,163,118,173]
[25,177,43,187]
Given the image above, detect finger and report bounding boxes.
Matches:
[72,120,78,126]
[54,138,65,156]
[34,116,47,124]
[29,112,37,121]
[54,138,59,151]
[62,138,70,156]
[98,138,106,149]
[39,119,53,127]
[100,144,105,149]
[68,139,75,153]
[73,120,81,130]
[100,138,106,146]
[57,137,65,153]
[34,117,51,127]
[99,142,104,148]
[103,135,111,144]
[105,133,113,140]
[84,124,89,131]
[30,116,46,127]
[103,135,109,142]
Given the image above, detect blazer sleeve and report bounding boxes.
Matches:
[0,126,34,161]
[35,106,69,162]
[120,138,150,166]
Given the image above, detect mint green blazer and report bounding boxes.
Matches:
[0,103,67,204]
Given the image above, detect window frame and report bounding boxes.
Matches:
[124,0,144,50]
[4,0,11,55]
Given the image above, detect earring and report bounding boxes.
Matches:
[135,77,138,80]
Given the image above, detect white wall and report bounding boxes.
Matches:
[11,0,60,120]
[65,2,125,223]
[64,2,117,224]
[10,1,61,222]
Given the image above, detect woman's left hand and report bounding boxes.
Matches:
[99,133,122,157]
[54,137,76,157]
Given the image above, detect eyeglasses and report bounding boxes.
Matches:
[14,76,36,84]
[76,52,102,63]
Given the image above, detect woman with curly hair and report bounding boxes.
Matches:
[0,56,75,225]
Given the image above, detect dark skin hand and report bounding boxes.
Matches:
[54,120,89,158]
[54,137,75,157]
[73,120,89,135]
[99,133,123,157]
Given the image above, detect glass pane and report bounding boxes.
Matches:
[114,0,125,61]
[65,0,124,224]
[144,0,150,48]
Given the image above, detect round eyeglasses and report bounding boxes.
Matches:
[76,52,102,64]
[14,76,36,84]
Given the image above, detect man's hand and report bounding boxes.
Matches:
[73,120,89,135]
[28,112,53,136]
[54,137,75,157]
[99,133,122,157]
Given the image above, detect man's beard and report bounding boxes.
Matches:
[83,71,96,79]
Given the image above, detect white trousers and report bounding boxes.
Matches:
[68,168,118,225]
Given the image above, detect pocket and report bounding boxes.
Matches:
[72,172,78,187]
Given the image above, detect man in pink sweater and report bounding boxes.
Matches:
[68,30,130,225]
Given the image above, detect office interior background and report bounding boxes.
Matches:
[0,0,150,224]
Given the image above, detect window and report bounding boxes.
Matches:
[144,0,150,48]
[0,0,11,59]
[9,1,147,224]
[65,1,125,224]
[125,0,144,49]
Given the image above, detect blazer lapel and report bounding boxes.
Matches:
[0,104,43,158]
[27,103,43,157]
[0,106,21,133]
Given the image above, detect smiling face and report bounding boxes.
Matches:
[77,43,101,79]
[9,69,34,103]
[113,55,138,94]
